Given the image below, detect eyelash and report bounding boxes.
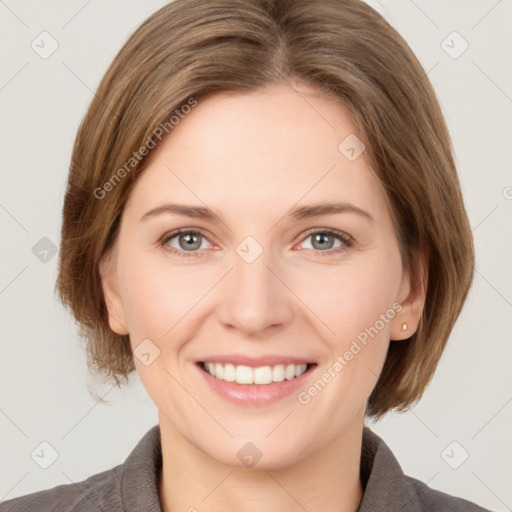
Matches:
[159,228,354,258]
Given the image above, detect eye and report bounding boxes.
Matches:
[297,229,354,255]
[160,227,354,258]
[160,229,213,257]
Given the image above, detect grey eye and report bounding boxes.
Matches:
[302,232,343,251]
[164,231,210,252]
[311,233,335,250]
[177,232,203,251]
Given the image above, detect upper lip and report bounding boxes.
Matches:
[197,355,316,368]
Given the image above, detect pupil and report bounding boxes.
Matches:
[181,233,200,250]
[313,233,332,250]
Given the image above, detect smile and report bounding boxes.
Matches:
[200,361,315,385]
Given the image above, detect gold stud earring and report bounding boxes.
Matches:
[401,322,408,331]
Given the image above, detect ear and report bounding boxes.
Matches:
[98,247,129,336]
[390,251,427,341]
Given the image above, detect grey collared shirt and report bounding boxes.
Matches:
[0,425,491,511]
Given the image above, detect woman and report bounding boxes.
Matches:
[1,0,491,510]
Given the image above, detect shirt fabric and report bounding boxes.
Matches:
[0,424,491,511]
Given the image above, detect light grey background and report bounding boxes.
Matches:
[0,1,511,510]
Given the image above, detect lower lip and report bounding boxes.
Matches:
[195,362,318,406]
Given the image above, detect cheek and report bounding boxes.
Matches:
[298,255,401,342]
[293,248,403,394]
[291,264,401,418]
[117,253,215,342]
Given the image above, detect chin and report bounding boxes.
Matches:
[201,435,310,470]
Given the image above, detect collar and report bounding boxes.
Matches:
[119,424,422,511]
[357,426,422,511]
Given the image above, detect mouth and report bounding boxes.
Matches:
[197,361,318,386]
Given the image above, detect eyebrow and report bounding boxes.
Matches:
[140,201,374,223]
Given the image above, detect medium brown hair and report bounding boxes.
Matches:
[56,0,475,418]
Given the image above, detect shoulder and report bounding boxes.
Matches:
[1,424,162,512]
[360,426,492,512]
[0,465,123,512]
[405,474,492,511]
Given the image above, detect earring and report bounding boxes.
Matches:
[401,322,408,331]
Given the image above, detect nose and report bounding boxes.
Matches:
[216,246,294,337]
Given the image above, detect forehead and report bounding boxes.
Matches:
[124,84,389,223]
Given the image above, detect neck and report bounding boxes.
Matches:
[157,412,364,512]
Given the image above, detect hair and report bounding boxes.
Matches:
[56,0,475,419]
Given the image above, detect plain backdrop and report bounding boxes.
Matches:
[0,1,511,510]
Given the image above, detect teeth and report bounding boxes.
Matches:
[215,363,224,380]
[236,365,254,384]
[203,362,309,385]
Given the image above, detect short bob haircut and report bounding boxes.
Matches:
[56,0,474,419]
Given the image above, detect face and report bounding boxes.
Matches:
[100,83,422,468]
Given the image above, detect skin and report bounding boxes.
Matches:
[100,83,425,512]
